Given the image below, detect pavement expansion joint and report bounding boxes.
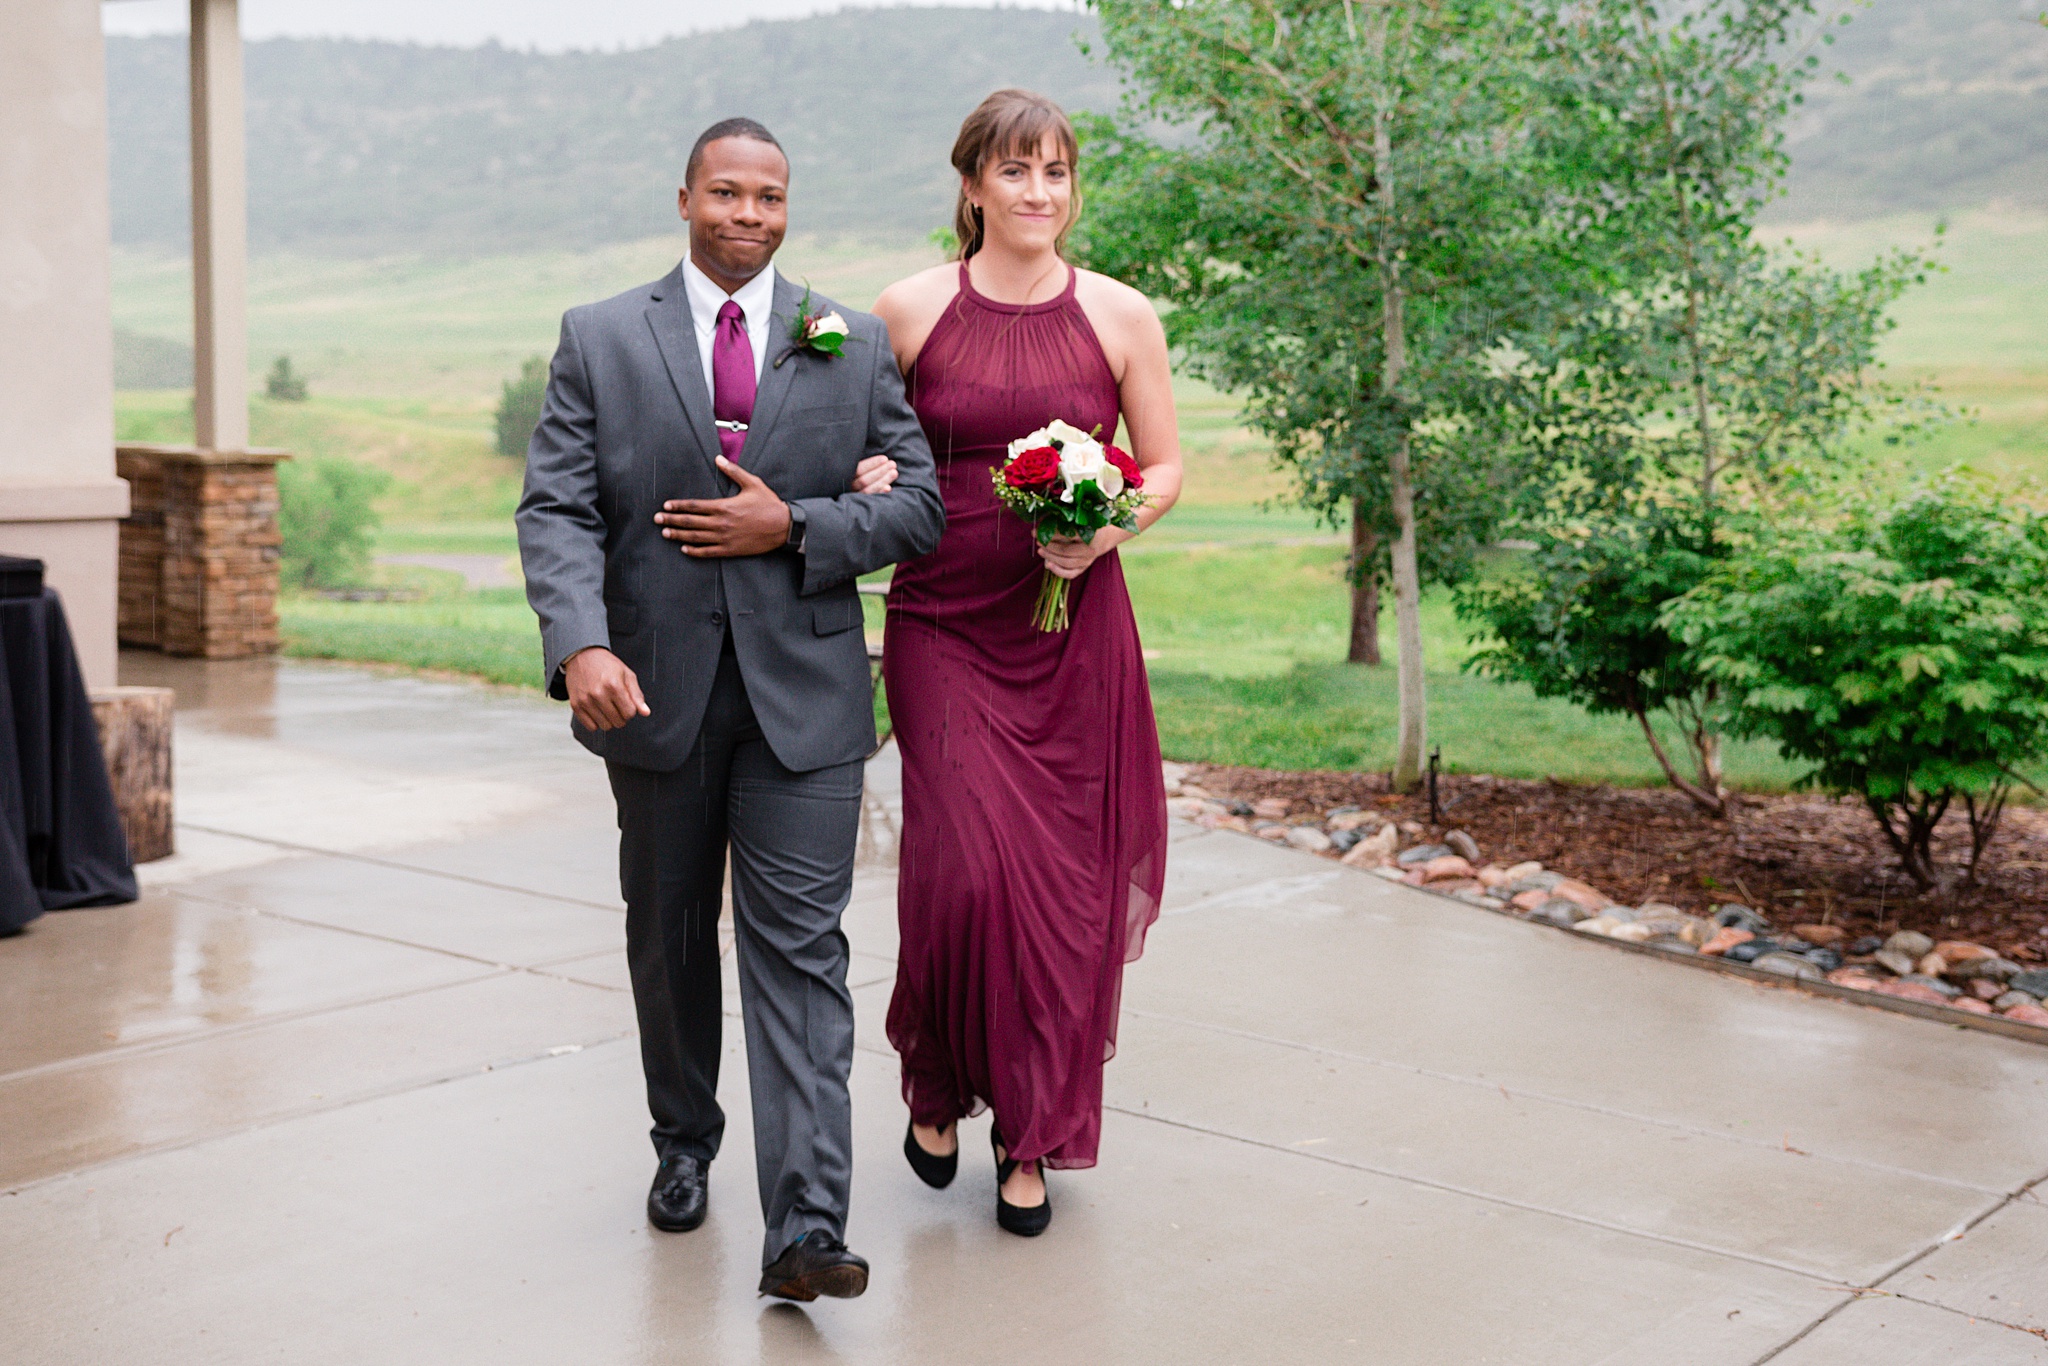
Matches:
[1102,1101,1840,1282]
[1,1029,636,1198]
[176,821,627,913]
[1123,1007,2007,1195]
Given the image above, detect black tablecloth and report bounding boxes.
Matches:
[0,590,137,931]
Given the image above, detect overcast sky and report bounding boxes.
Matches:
[100,0,1073,51]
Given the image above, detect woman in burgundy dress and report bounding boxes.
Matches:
[872,90,1182,1236]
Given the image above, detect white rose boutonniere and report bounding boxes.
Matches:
[777,286,847,367]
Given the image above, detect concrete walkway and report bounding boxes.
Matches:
[3,656,2046,1364]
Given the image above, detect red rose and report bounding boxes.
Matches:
[1004,446,1060,488]
[1105,444,1143,490]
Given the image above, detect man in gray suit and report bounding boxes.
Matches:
[516,118,943,1302]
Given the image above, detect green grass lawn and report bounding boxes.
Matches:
[124,211,2047,786]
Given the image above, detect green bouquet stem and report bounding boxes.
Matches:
[1033,570,1071,632]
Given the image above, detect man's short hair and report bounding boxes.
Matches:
[685,118,787,188]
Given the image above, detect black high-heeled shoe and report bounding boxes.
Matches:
[904,1120,958,1189]
[991,1126,1051,1237]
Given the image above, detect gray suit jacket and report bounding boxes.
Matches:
[516,264,944,773]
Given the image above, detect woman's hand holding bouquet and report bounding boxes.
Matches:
[990,419,1148,631]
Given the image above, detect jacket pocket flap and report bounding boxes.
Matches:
[812,598,863,635]
[790,402,859,426]
[606,602,639,637]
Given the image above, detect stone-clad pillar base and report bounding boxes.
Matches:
[116,444,285,659]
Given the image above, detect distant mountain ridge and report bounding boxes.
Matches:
[104,2,2046,257]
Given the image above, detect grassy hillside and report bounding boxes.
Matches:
[106,10,1121,255]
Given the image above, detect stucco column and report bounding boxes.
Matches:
[0,1,130,690]
[190,0,248,452]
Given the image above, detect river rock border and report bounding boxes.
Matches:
[1165,768,2048,1047]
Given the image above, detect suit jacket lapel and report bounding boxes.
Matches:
[737,273,805,470]
[644,264,721,479]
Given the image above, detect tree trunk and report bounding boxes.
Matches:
[1388,435,1427,790]
[1348,502,1381,665]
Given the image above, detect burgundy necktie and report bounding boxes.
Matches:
[712,299,755,463]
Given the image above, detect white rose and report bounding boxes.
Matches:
[1057,437,1123,499]
[807,311,848,342]
[1043,418,1095,449]
[1009,424,1057,460]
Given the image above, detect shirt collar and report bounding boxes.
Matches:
[681,255,777,332]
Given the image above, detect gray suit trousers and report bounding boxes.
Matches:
[609,643,862,1268]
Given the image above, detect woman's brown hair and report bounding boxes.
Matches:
[950,89,1081,260]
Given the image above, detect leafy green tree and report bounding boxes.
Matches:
[278,455,390,589]
[1669,480,2048,890]
[1080,0,1568,789]
[1458,0,1936,814]
[265,354,308,402]
[495,355,548,459]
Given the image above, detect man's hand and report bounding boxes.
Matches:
[851,454,898,495]
[655,457,793,557]
[564,647,650,731]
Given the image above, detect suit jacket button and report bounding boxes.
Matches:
[710,611,726,627]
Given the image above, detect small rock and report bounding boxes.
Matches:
[1161,761,1188,792]
[1498,872,1565,897]
[2001,1002,2048,1026]
[1647,936,1698,955]
[1884,930,1935,959]
[1992,990,2039,1012]
[1827,968,1881,990]
[1252,796,1293,821]
[1254,823,1289,842]
[1700,927,1755,957]
[1573,916,1621,936]
[1873,950,1917,978]
[1636,902,1687,919]
[1713,904,1772,934]
[1791,924,1847,948]
[1551,880,1612,912]
[1329,827,1364,854]
[2009,969,2048,998]
[1166,796,1208,821]
[1871,979,1954,1006]
[1804,948,1844,973]
[1948,956,2021,983]
[1903,974,1961,1000]
[1725,941,1768,964]
[1200,813,1252,832]
[1367,864,1408,881]
[1421,855,1476,882]
[1328,810,1375,832]
[1451,888,1498,907]
[1501,860,1544,882]
[1343,824,1400,866]
[1952,997,1995,1016]
[1475,865,1510,889]
[1402,869,1429,887]
[1754,952,1825,982]
[1396,843,1452,867]
[1444,830,1482,863]
[1934,940,1995,964]
[1178,783,1212,800]
[1916,952,1949,978]
[1510,888,1550,911]
[1607,922,1657,944]
[1969,978,2006,1002]
[1285,826,1333,853]
[1226,799,1256,818]
[1398,820,1425,836]
[1847,936,1886,956]
[1528,899,1588,928]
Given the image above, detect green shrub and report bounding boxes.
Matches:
[265,355,308,402]
[1668,480,2048,889]
[1460,506,1735,813]
[495,355,548,458]
[278,455,391,590]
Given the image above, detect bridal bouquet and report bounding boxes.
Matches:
[990,419,1147,631]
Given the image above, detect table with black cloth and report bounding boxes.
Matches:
[0,588,138,932]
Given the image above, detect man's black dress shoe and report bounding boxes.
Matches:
[903,1119,958,1189]
[758,1231,870,1302]
[647,1155,708,1232]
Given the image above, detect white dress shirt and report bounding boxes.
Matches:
[681,256,775,401]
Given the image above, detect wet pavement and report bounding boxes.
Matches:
[3,655,2046,1364]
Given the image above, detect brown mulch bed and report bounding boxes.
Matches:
[1181,764,2048,967]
